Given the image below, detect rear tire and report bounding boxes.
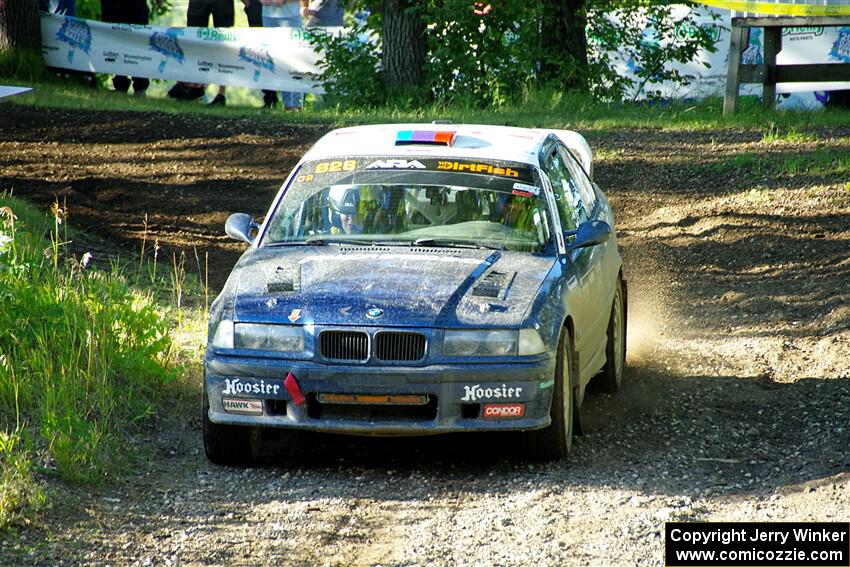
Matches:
[202,384,257,465]
[599,276,626,394]
[523,330,575,460]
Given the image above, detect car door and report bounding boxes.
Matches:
[557,145,612,380]
[541,144,597,381]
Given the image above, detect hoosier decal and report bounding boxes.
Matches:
[222,378,281,396]
[461,383,523,402]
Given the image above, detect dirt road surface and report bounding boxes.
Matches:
[1,105,848,566]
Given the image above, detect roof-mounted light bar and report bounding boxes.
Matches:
[395,130,456,146]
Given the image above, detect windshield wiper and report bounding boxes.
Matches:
[413,238,505,250]
[266,238,337,247]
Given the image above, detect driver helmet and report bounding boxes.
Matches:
[328,186,360,215]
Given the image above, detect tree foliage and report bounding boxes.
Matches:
[311,0,720,108]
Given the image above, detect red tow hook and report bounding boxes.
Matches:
[284,372,306,406]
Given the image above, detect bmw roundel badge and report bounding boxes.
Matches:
[366,307,384,319]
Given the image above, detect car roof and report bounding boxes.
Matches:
[301,123,593,176]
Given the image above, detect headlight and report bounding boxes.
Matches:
[443,330,517,356]
[518,329,546,355]
[211,319,234,349]
[234,323,304,352]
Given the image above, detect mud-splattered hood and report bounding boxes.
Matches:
[226,246,555,328]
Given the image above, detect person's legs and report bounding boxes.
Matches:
[186,0,212,27]
[112,75,131,92]
[263,14,304,110]
[132,77,150,94]
[246,0,277,107]
[206,0,234,105]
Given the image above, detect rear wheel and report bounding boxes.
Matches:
[202,384,257,465]
[523,330,575,460]
[599,276,626,394]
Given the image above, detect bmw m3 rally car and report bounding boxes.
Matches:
[204,123,627,462]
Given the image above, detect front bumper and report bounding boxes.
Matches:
[204,353,556,435]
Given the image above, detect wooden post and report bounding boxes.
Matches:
[724,23,746,116]
[762,26,781,109]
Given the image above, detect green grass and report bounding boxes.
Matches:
[4,77,850,132]
[0,196,186,529]
[706,148,850,179]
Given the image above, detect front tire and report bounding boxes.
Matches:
[523,330,575,460]
[202,384,257,465]
[599,276,626,394]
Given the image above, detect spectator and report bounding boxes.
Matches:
[303,0,343,28]
[101,0,158,96]
[38,0,75,15]
[242,0,279,108]
[168,0,235,105]
[262,0,307,111]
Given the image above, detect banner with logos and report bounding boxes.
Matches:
[41,12,341,93]
[608,4,850,105]
[697,0,850,16]
[0,86,33,99]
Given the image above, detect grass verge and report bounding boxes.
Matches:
[0,196,189,529]
[3,78,850,132]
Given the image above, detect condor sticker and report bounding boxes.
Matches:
[512,182,540,197]
[482,403,526,419]
[222,398,264,415]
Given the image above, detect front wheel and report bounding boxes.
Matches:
[202,384,257,465]
[523,330,575,460]
[599,276,626,394]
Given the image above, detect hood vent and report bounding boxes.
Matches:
[472,270,515,299]
[266,264,301,294]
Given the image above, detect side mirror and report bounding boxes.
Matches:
[225,213,258,244]
[568,220,611,250]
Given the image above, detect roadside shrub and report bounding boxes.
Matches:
[0,196,177,525]
[309,21,385,109]
[309,1,719,108]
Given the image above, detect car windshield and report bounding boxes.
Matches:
[262,157,552,253]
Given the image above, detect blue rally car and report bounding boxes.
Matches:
[204,124,626,462]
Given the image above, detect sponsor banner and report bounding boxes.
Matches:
[40,12,342,93]
[0,86,32,99]
[609,5,850,101]
[697,1,850,17]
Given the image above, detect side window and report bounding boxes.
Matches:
[543,149,580,231]
[559,146,597,215]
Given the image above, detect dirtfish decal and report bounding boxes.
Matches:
[830,28,850,62]
[437,161,520,177]
[56,16,92,64]
[239,46,275,82]
[149,30,185,73]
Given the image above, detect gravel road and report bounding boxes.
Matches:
[1,107,848,566]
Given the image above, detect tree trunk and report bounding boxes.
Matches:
[0,0,41,53]
[540,0,588,90]
[381,0,425,91]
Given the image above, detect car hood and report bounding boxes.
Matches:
[228,246,555,328]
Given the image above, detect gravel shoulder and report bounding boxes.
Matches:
[1,105,848,566]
